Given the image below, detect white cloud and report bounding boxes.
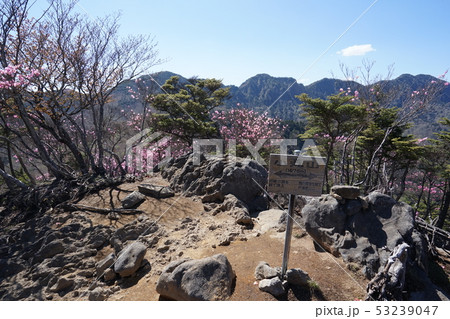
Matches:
[337,44,375,56]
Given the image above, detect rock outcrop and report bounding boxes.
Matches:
[0,211,158,300]
[161,153,268,225]
[302,187,448,300]
[302,191,421,279]
[0,212,114,300]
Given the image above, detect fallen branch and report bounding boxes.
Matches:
[61,203,145,215]
[415,217,450,250]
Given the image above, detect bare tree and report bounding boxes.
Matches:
[0,0,161,189]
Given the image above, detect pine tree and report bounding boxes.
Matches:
[150,76,230,145]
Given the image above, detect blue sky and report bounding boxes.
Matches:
[33,0,450,86]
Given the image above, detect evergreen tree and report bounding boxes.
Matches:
[356,107,422,194]
[297,92,367,192]
[150,76,230,145]
[432,118,450,229]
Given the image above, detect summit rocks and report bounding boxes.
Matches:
[161,153,268,226]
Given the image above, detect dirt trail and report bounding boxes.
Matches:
[107,227,368,301]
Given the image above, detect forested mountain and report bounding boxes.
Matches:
[115,72,450,137]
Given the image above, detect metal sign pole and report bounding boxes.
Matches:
[281,193,296,277]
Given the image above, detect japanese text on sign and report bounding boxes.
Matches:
[268,154,325,196]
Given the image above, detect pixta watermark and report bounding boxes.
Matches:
[126,131,324,173]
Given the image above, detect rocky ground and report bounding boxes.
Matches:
[0,177,367,301]
[0,154,448,301]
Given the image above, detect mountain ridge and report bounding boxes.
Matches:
[114,71,450,137]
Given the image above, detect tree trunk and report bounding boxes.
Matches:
[15,151,36,186]
[395,165,409,201]
[324,142,334,193]
[55,121,89,175]
[425,180,433,222]
[6,139,16,178]
[15,98,72,180]
[91,104,106,175]
[0,163,28,190]
[415,172,427,213]
[436,185,449,229]
[70,109,98,174]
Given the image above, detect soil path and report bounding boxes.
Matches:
[86,179,370,301]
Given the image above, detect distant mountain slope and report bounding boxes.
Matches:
[223,73,450,137]
[228,74,306,120]
[112,71,450,137]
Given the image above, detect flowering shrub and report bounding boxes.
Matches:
[211,108,287,158]
[0,65,40,90]
[212,109,286,143]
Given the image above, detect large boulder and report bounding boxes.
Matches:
[114,241,147,277]
[156,254,235,301]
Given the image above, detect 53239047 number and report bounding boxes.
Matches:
[375,305,438,316]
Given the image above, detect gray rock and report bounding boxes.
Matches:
[110,217,158,250]
[286,268,310,286]
[114,242,147,277]
[156,254,235,301]
[37,239,66,260]
[103,268,116,282]
[255,261,279,280]
[121,191,145,209]
[0,259,25,278]
[218,232,240,246]
[207,193,254,226]
[303,191,423,281]
[259,277,285,297]
[166,154,267,208]
[50,277,74,293]
[88,230,109,249]
[138,184,174,199]
[96,253,115,275]
[222,194,254,226]
[235,211,253,225]
[78,270,94,278]
[344,199,363,216]
[302,195,346,256]
[331,185,360,199]
[88,287,108,301]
